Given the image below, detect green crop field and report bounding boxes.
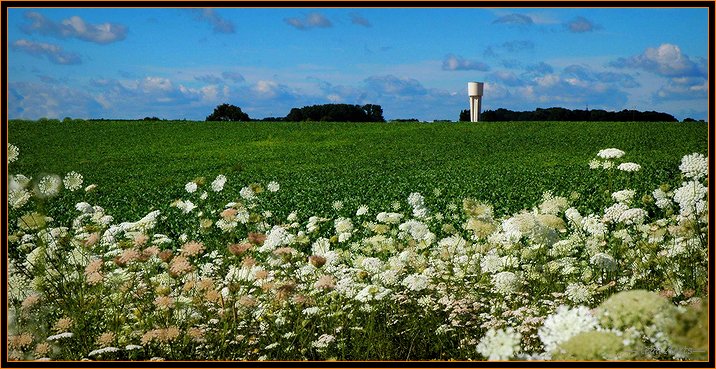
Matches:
[8,120,707,223]
[6,120,710,361]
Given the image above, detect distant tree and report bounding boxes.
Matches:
[206,103,250,122]
[286,108,304,122]
[683,117,696,123]
[62,117,73,123]
[262,116,285,122]
[143,116,161,121]
[284,103,384,122]
[459,109,470,121]
[477,107,677,122]
[362,104,385,122]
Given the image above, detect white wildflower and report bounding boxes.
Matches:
[652,188,672,209]
[679,153,708,179]
[581,214,606,237]
[564,207,582,226]
[37,175,62,197]
[185,181,197,193]
[211,175,227,192]
[611,189,635,204]
[63,172,83,191]
[618,162,641,172]
[361,257,383,274]
[564,283,593,304]
[267,181,280,192]
[491,271,519,294]
[376,212,403,224]
[46,332,74,341]
[260,225,294,252]
[617,208,648,225]
[538,305,598,355]
[8,143,19,163]
[88,346,120,357]
[603,203,628,223]
[9,174,32,191]
[597,148,625,159]
[311,237,331,256]
[590,252,617,271]
[239,186,256,200]
[401,273,428,292]
[8,189,31,209]
[356,205,369,216]
[332,200,343,211]
[312,334,335,349]
[476,327,522,361]
[673,180,708,217]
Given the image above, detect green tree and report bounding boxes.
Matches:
[206,103,250,122]
[459,109,470,121]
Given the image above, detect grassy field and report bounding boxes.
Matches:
[8,119,708,223]
[6,119,710,361]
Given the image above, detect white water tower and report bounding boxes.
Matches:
[468,82,484,122]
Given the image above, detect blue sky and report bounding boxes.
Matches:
[6,6,709,121]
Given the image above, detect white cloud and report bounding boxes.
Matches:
[188,8,235,34]
[11,39,81,65]
[442,54,490,71]
[285,12,332,30]
[610,43,705,78]
[21,11,127,44]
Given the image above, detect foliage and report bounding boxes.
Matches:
[206,104,250,122]
[284,104,384,122]
[8,120,706,226]
[481,107,678,122]
[5,139,710,361]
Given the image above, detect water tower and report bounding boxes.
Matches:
[468,82,484,122]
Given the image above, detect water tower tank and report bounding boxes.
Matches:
[468,81,483,97]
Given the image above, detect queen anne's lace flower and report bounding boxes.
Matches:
[679,153,708,180]
[618,162,641,172]
[538,305,599,355]
[597,148,625,159]
[37,175,62,197]
[63,172,83,191]
[476,327,522,361]
[211,175,227,192]
[8,143,19,163]
[673,180,707,217]
[267,181,280,192]
[611,189,635,204]
[492,271,519,294]
[185,182,197,193]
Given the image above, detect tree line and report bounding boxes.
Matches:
[459,107,679,122]
[205,103,385,122]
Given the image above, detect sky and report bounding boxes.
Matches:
[5,6,710,121]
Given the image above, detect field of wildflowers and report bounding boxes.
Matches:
[6,125,710,361]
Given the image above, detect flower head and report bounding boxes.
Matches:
[618,162,641,172]
[597,148,625,159]
[61,172,83,191]
[185,181,198,193]
[211,175,227,192]
[538,305,599,355]
[37,175,62,197]
[8,143,19,164]
[476,327,522,361]
[679,153,708,180]
[267,181,280,192]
